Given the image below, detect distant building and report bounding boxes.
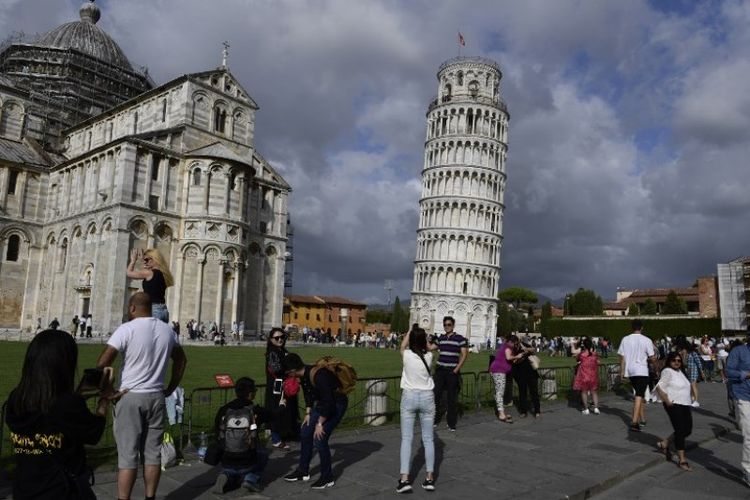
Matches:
[613,276,718,317]
[718,257,749,332]
[283,295,366,336]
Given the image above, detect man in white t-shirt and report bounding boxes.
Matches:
[618,319,656,432]
[97,292,187,500]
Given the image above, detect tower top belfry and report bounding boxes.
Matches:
[410,55,510,345]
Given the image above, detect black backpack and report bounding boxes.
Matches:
[222,404,257,454]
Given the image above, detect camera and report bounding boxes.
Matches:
[81,368,104,388]
[77,367,112,396]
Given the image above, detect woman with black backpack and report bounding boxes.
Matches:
[396,326,438,494]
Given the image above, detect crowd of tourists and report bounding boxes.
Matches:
[6,250,750,497]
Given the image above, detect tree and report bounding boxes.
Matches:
[366,309,391,324]
[498,287,538,309]
[539,301,552,335]
[567,288,604,316]
[390,296,408,333]
[497,302,512,336]
[662,290,687,315]
[642,298,657,315]
[627,303,640,316]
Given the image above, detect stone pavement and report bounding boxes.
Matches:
[2,383,747,499]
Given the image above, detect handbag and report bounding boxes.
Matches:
[160,431,178,469]
[283,376,300,397]
[528,354,540,371]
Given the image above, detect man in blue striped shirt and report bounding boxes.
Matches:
[432,316,468,431]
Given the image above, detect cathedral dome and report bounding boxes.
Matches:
[35,1,133,70]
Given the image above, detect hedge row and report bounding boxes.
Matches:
[545,317,721,345]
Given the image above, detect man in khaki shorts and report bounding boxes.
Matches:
[97,292,187,500]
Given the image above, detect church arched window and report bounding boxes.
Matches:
[213,105,227,133]
[6,234,20,261]
[192,169,202,186]
[457,71,464,86]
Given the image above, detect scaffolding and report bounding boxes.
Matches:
[718,259,748,331]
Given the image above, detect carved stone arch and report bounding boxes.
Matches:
[209,162,225,175]
[128,217,150,239]
[81,263,95,286]
[265,245,277,257]
[248,242,261,256]
[46,231,57,246]
[154,222,175,241]
[224,248,238,264]
[204,245,223,263]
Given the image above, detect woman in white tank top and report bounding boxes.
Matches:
[396,326,437,494]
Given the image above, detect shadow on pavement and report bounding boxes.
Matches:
[408,434,445,481]
[164,466,221,500]
[305,440,384,479]
[684,442,746,487]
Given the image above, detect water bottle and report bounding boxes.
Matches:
[197,432,207,462]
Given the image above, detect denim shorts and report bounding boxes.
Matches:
[152,303,169,323]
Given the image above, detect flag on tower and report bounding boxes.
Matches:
[458,32,465,46]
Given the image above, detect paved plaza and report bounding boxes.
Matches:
[2,382,745,499]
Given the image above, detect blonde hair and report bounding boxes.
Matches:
[144,248,174,287]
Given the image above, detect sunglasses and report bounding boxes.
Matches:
[143,257,152,262]
[272,336,285,341]
[443,323,453,327]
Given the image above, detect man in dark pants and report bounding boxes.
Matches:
[282,353,349,490]
[432,316,468,431]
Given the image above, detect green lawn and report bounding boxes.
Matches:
[0,341,614,403]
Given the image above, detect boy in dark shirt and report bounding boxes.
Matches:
[282,353,349,489]
[212,377,269,494]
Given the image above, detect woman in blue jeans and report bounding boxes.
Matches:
[127,248,174,323]
[397,326,437,494]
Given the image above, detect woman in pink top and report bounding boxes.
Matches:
[489,334,514,423]
[573,338,600,415]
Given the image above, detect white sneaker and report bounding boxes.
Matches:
[581,409,590,415]
[691,401,700,408]
[593,407,600,415]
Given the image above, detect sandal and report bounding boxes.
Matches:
[498,415,513,424]
[678,461,692,471]
[656,441,672,462]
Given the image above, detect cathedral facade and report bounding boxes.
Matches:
[0,1,290,334]
[410,56,509,345]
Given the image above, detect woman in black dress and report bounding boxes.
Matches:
[265,327,299,449]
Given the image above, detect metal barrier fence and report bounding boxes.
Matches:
[1,363,623,465]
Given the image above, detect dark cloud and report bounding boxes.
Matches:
[3,0,748,304]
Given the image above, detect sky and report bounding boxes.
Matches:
[3,0,749,304]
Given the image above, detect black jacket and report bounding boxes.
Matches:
[301,366,346,419]
[213,398,270,468]
[5,391,105,499]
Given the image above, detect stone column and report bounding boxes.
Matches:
[224,172,231,216]
[17,170,28,217]
[160,158,170,211]
[195,255,206,322]
[92,157,100,207]
[256,254,266,334]
[144,152,153,208]
[203,172,211,211]
[215,260,225,327]
[231,261,241,326]
[237,176,246,220]
[172,254,184,322]
[0,168,7,209]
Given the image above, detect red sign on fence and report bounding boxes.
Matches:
[214,374,234,387]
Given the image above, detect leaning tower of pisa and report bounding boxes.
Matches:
[410,56,509,346]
